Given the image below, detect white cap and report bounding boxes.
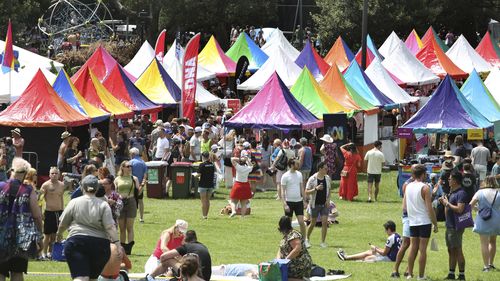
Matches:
[194,127,202,133]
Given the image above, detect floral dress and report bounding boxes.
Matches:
[279,230,312,278]
[323,143,339,178]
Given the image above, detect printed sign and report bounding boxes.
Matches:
[467,128,483,140]
[147,168,159,184]
[397,128,413,139]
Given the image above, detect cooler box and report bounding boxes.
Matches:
[171,162,192,199]
[145,161,168,198]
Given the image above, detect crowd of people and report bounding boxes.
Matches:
[0,109,498,281]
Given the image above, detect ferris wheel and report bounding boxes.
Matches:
[38,0,115,50]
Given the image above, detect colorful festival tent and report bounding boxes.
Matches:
[460,69,500,122]
[135,58,181,106]
[344,61,396,108]
[0,66,56,103]
[382,40,440,85]
[225,72,322,129]
[238,46,301,91]
[52,70,109,123]
[401,75,492,133]
[404,29,423,54]
[324,36,355,72]
[163,58,221,107]
[484,67,500,105]
[446,35,492,74]
[72,66,134,119]
[198,36,237,77]
[354,48,375,68]
[295,41,329,80]
[290,67,348,118]
[415,36,468,79]
[0,70,90,127]
[379,31,402,58]
[367,34,384,60]
[475,32,500,68]
[226,32,269,73]
[261,28,300,60]
[73,46,135,82]
[366,58,418,104]
[319,65,371,111]
[124,41,155,79]
[421,26,448,52]
[164,39,184,62]
[0,39,64,71]
[103,65,161,114]
[163,39,216,81]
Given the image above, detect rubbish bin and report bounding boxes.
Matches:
[145,161,168,198]
[171,162,192,199]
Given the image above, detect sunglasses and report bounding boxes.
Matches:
[124,165,131,168]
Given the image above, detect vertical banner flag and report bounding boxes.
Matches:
[155,29,166,61]
[2,19,14,73]
[182,33,201,127]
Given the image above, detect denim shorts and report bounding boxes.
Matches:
[198,187,214,194]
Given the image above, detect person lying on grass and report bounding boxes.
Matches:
[337,220,402,262]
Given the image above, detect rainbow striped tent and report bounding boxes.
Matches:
[226,33,268,72]
[52,70,109,123]
[135,58,181,106]
[324,36,355,72]
[476,32,500,68]
[422,26,448,52]
[295,41,330,80]
[72,46,135,82]
[415,36,468,79]
[199,36,237,77]
[404,29,423,55]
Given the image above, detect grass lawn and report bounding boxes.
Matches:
[27,171,499,281]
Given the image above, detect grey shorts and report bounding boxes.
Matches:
[198,187,214,194]
[402,216,410,238]
[445,228,464,248]
[120,198,137,219]
[309,204,329,218]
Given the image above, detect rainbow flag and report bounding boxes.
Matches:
[1,20,19,73]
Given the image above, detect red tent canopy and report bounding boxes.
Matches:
[476,32,500,68]
[416,38,468,79]
[0,70,90,127]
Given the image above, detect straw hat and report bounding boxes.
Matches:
[441,160,455,171]
[61,131,71,139]
[153,119,164,128]
[320,134,333,143]
[10,128,21,136]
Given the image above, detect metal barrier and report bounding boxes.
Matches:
[22,151,39,171]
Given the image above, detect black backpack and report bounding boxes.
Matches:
[275,149,288,171]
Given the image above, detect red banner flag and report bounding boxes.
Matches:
[2,19,14,72]
[182,33,200,127]
[155,29,166,61]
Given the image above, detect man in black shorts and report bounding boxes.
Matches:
[281,159,306,237]
[364,140,385,202]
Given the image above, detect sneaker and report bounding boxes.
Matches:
[320,242,328,248]
[140,219,144,223]
[304,240,312,248]
[489,264,496,270]
[336,249,345,261]
[482,267,490,272]
[406,275,413,280]
[416,276,427,280]
[229,212,236,218]
[457,275,465,280]
[444,273,455,279]
[390,272,400,278]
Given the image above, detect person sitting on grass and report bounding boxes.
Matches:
[337,220,401,262]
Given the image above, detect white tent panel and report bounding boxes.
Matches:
[0,39,63,72]
[124,41,155,79]
[379,31,401,59]
[260,28,300,60]
[446,35,492,73]
[0,67,57,103]
[484,67,500,105]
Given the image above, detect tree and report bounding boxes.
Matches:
[0,0,51,44]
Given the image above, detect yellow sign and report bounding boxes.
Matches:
[467,129,483,140]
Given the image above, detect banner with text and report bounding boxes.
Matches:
[181,33,201,127]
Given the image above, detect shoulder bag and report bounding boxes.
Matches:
[478,190,498,221]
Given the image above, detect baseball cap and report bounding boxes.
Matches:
[175,219,188,234]
[82,175,99,193]
[194,127,202,133]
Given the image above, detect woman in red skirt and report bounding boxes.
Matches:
[229,156,253,218]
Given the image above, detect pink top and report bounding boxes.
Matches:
[153,231,184,258]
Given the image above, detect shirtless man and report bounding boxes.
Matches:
[57,131,71,169]
[40,167,65,260]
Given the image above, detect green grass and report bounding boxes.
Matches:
[27,171,500,280]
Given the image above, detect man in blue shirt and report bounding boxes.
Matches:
[129,148,147,223]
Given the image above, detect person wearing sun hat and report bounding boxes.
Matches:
[57,131,72,169]
[144,219,189,275]
[10,128,24,158]
[319,134,338,179]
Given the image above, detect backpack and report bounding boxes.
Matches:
[275,149,288,171]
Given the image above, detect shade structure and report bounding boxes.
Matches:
[415,37,468,79]
[0,70,90,127]
[261,28,300,60]
[354,48,375,68]
[134,58,181,107]
[164,39,184,62]
[52,70,109,123]
[103,65,161,114]
[475,32,500,68]
[294,41,330,80]
[324,36,355,72]
[226,32,269,72]
[460,69,500,122]
[422,26,448,52]
[367,34,384,60]
[319,65,371,111]
[0,39,64,72]
[382,40,440,86]
[225,72,322,130]
[344,61,396,108]
[404,29,423,54]
[290,67,349,118]
[163,40,216,82]
[0,66,57,103]
[72,66,134,119]
[163,58,221,107]
[402,75,492,133]
[238,45,301,91]
[198,36,237,77]
[366,58,418,104]
[124,41,155,79]
[72,46,135,82]
[484,67,500,105]
[379,31,402,58]
[446,35,492,74]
